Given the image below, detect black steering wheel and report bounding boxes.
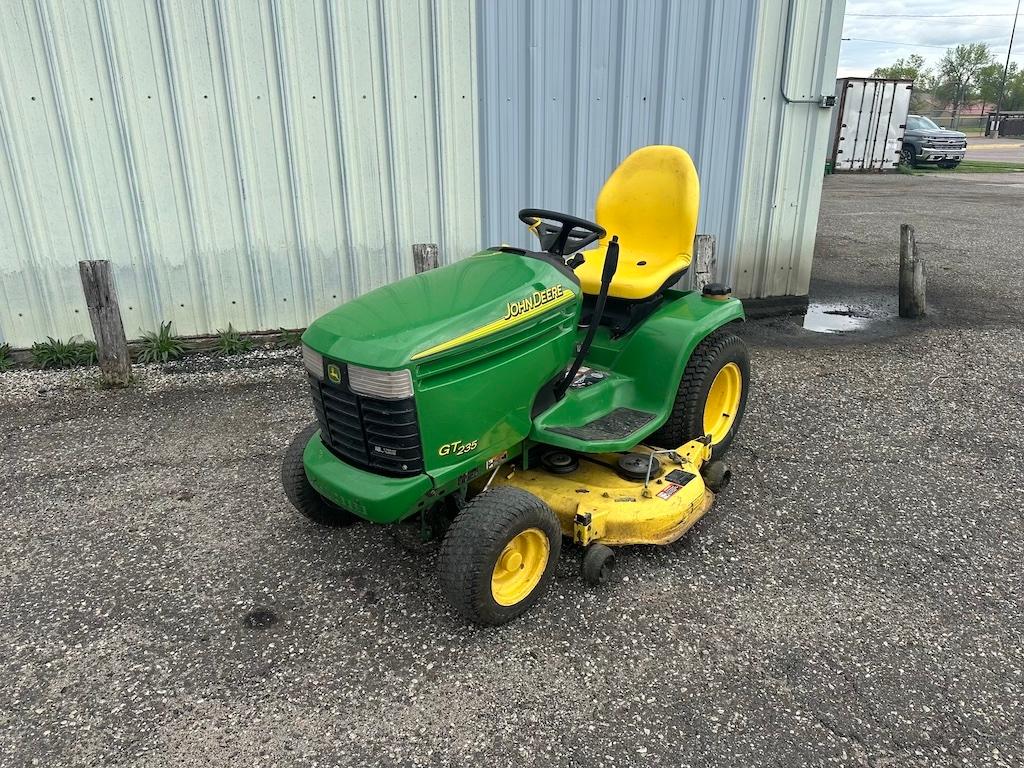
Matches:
[518,208,606,257]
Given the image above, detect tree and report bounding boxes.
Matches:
[871,54,934,110]
[976,62,1015,113]
[934,43,995,126]
[1004,69,1024,111]
[871,53,930,84]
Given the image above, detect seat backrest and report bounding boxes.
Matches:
[595,145,700,267]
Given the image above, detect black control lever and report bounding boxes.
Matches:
[554,236,620,400]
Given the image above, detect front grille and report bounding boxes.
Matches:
[309,366,424,477]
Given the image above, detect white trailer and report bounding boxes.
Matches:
[828,78,914,171]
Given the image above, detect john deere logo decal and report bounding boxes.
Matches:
[327,364,342,384]
[410,284,574,361]
[503,285,566,321]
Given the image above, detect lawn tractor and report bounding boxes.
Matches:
[282,145,750,625]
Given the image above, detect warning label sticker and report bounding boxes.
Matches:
[656,483,682,500]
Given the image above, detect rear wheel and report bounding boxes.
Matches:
[649,329,750,458]
[281,423,357,527]
[439,487,561,625]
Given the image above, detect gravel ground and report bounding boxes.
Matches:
[2,172,1023,767]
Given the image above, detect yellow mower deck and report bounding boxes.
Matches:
[490,438,715,547]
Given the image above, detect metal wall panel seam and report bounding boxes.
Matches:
[181,1,248,331]
[755,0,795,297]
[787,0,842,295]
[32,0,97,266]
[370,0,397,286]
[333,2,385,300]
[57,1,131,318]
[230,2,285,327]
[122,0,202,332]
[772,0,827,295]
[95,0,165,328]
[268,0,314,323]
[211,0,267,328]
[155,0,213,333]
[332,2,391,298]
[386,1,442,278]
[250,1,296,326]
[431,0,479,265]
[80,1,152,330]
[0,52,54,343]
[16,1,88,335]
[0,2,81,340]
[428,0,449,263]
[322,1,358,301]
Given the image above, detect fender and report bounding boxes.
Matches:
[528,289,744,452]
[612,290,745,421]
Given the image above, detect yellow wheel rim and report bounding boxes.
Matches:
[490,528,550,606]
[703,362,742,444]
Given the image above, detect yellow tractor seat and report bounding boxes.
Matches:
[575,145,700,301]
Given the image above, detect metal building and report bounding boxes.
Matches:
[0,0,845,348]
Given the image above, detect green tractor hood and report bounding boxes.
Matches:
[302,249,580,369]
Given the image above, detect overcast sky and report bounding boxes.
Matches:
[838,0,1023,77]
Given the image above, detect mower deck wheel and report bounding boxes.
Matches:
[281,423,356,527]
[439,486,561,625]
[702,460,732,493]
[582,543,615,586]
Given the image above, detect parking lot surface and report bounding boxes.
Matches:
[2,171,1023,767]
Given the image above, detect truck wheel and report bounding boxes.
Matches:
[649,329,750,459]
[439,487,561,625]
[900,145,916,167]
[938,160,960,169]
[281,423,356,527]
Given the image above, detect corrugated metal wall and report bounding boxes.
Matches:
[0,0,479,347]
[478,0,845,300]
[477,0,757,280]
[735,0,845,298]
[0,0,843,348]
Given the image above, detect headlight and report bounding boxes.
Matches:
[347,365,413,400]
[302,345,324,380]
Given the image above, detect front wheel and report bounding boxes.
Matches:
[900,146,917,167]
[439,487,561,625]
[281,423,357,527]
[649,329,750,458]
[937,160,960,169]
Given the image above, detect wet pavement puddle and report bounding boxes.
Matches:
[803,303,874,333]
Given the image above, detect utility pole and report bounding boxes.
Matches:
[994,0,1021,138]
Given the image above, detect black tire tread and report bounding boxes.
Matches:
[649,328,749,458]
[281,422,355,527]
[439,486,560,626]
[582,543,615,586]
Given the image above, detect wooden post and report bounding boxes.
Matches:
[898,224,926,319]
[78,260,131,386]
[692,234,717,291]
[412,243,439,273]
